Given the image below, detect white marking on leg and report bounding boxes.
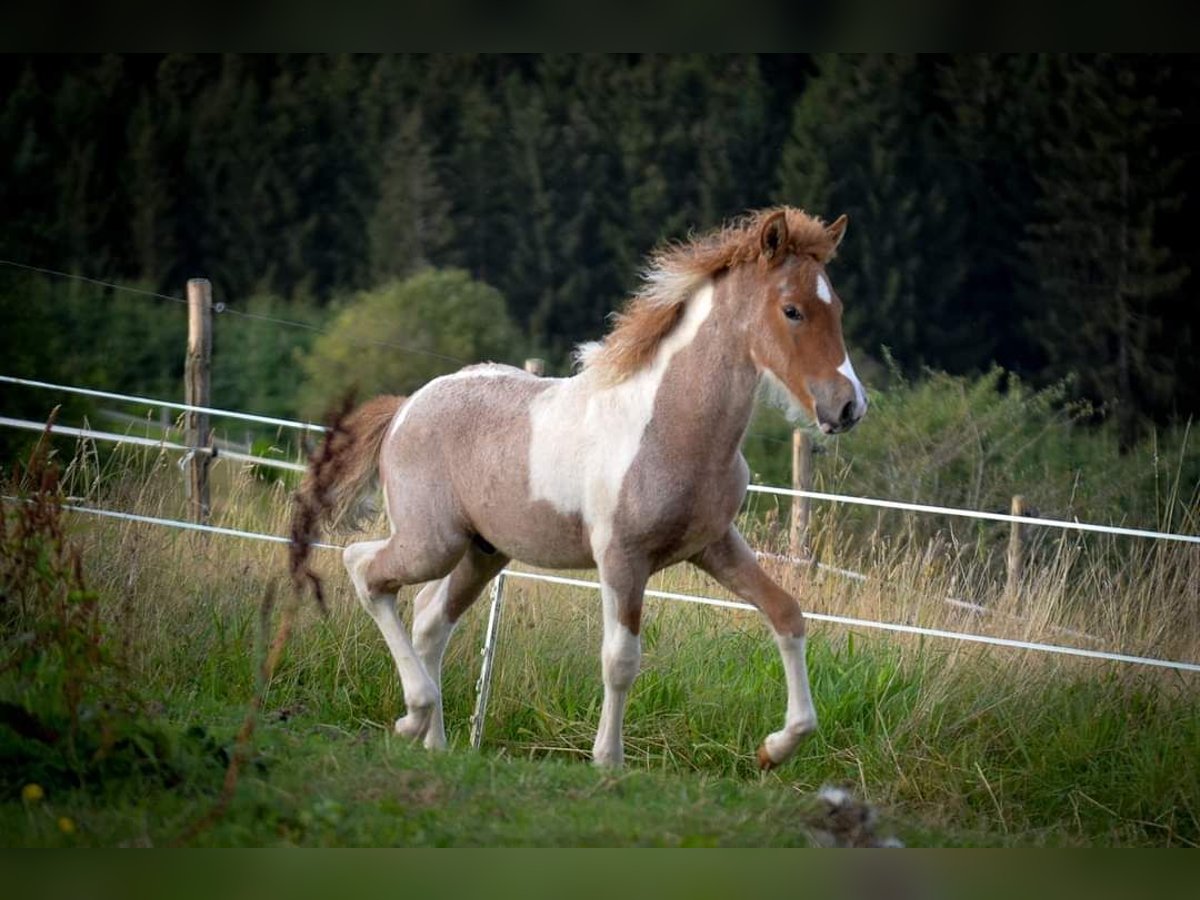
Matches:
[762,634,818,765]
[837,355,868,416]
[815,272,832,304]
[592,585,642,768]
[343,540,438,740]
[412,577,457,750]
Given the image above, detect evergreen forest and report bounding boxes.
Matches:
[2,54,1197,448]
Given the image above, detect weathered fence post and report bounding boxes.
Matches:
[789,429,813,559]
[524,358,546,376]
[1005,494,1028,606]
[185,278,212,524]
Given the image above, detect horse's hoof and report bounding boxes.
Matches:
[756,744,776,771]
[394,712,429,741]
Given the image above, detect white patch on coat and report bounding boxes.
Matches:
[837,355,868,415]
[815,272,832,304]
[528,281,715,561]
[446,363,513,380]
[572,341,603,371]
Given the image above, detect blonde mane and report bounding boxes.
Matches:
[577,207,840,382]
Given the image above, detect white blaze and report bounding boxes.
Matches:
[837,355,868,415]
[815,273,832,304]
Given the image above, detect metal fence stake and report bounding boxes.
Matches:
[470,572,507,749]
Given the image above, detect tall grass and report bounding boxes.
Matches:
[21,412,1197,845]
[746,366,1200,540]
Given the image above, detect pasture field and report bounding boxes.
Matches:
[2,435,1199,848]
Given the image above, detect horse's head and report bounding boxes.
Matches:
[746,210,867,435]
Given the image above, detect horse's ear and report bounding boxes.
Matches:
[759,210,789,265]
[826,214,849,251]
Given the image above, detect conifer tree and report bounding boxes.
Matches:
[0,63,55,264]
[126,91,175,288]
[1024,55,1188,450]
[367,109,453,285]
[775,55,972,372]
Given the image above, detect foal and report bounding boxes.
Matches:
[291,207,867,769]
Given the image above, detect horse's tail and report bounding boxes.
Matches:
[289,393,406,612]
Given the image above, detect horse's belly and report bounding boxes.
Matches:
[504,542,596,571]
[474,499,596,571]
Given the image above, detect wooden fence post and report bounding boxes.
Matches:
[1005,494,1028,606]
[789,429,812,559]
[185,278,212,524]
[524,358,546,376]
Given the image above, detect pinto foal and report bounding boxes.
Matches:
[291,207,867,769]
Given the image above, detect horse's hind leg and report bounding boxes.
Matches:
[411,542,509,750]
[344,531,468,742]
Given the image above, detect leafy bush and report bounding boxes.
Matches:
[0,427,220,793]
[298,268,523,416]
[211,293,324,421]
[744,362,1199,570]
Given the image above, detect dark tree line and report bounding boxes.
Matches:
[1,54,1197,446]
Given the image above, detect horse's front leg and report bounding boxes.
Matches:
[692,526,816,769]
[592,558,649,768]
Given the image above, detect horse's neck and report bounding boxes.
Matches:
[654,298,760,464]
[564,279,759,468]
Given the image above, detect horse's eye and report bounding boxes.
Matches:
[783,305,805,322]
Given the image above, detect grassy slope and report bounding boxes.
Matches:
[5,703,909,848]
[3,444,1198,847]
[5,583,1197,847]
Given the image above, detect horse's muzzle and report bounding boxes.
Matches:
[818,400,863,434]
[812,380,866,435]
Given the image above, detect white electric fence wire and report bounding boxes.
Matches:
[0,374,328,433]
[0,416,306,472]
[4,496,1195,675]
[6,373,1199,545]
[747,483,1200,545]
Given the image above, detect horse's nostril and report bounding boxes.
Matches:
[838,400,855,425]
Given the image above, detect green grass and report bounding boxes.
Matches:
[2,702,883,848]
[3,433,1199,846]
[5,553,1198,846]
[5,582,1196,847]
